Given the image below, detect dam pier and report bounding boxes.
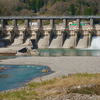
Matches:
[0,16,99,50]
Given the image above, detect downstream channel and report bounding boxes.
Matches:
[0,36,100,92]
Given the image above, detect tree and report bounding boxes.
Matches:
[36,0,40,11]
[85,7,90,15]
[30,0,36,11]
[69,3,75,15]
[90,7,95,15]
[76,5,81,15]
[61,0,66,2]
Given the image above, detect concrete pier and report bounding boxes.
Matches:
[50,19,55,29]
[0,16,99,49]
[12,19,17,28]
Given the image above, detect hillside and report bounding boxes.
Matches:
[0,0,100,16]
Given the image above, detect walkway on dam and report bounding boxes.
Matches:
[1,16,100,20]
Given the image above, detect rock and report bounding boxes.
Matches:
[18,48,27,53]
[42,69,49,73]
[16,47,40,56]
[16,51,23,56]
[26,47,32,53]
[30,49,40,56]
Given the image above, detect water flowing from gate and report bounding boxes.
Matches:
[88,36,100,49]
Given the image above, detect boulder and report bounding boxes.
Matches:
[42,69,48,73]
[16,47,40,56]
[30,49,40,56]
[26,47,32,53]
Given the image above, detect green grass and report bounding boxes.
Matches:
[75,73,100,78]
[0,90,37,100]
[17,20,24,25]
[29,78,57,88]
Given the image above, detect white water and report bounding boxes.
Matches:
[88,36,100,49]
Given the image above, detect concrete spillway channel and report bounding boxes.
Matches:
[76,36,88,49]
[0,26,12,47]
[63,36,75,48]
[0,35,11,47]
[76,31,89,49]
[63,30,76,48]
[49,32,62,48]
[38,35,49,48]
[49,35,62,48]
[12,36,22,46]
[22,35,32,46]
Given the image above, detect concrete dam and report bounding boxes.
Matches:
[0,16,100,49]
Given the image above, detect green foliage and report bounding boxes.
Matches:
[15,6,22,12]
[70,3,75,15]
[91,8,95,15]
[75,73,100,78]
[62,75,68,78]
[77,0,81,4]
[26,0,45,12]
[0,0,100,16]
[17,20,24,25]
[0,90,38,100]
[85,7,90,15]
[29,78,56,88]
[84,6,95,15]
[86,2,90,7]
[61,0,66,2]
[76,5,81,15]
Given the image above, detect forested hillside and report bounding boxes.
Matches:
[0,0,100,16]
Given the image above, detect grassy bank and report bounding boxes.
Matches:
[1,73,100,100]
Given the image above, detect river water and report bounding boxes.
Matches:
[39,49,100,56]
[0,65,52,92]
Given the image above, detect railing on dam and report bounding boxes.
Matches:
[0,16,100,19]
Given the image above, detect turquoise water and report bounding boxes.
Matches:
[39,49,100,57]
[0,55,17,60]
[0,65,52,92]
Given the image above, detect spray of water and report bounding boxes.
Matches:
[88,36,100,49]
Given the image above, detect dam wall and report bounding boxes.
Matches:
[0,16,100,49]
